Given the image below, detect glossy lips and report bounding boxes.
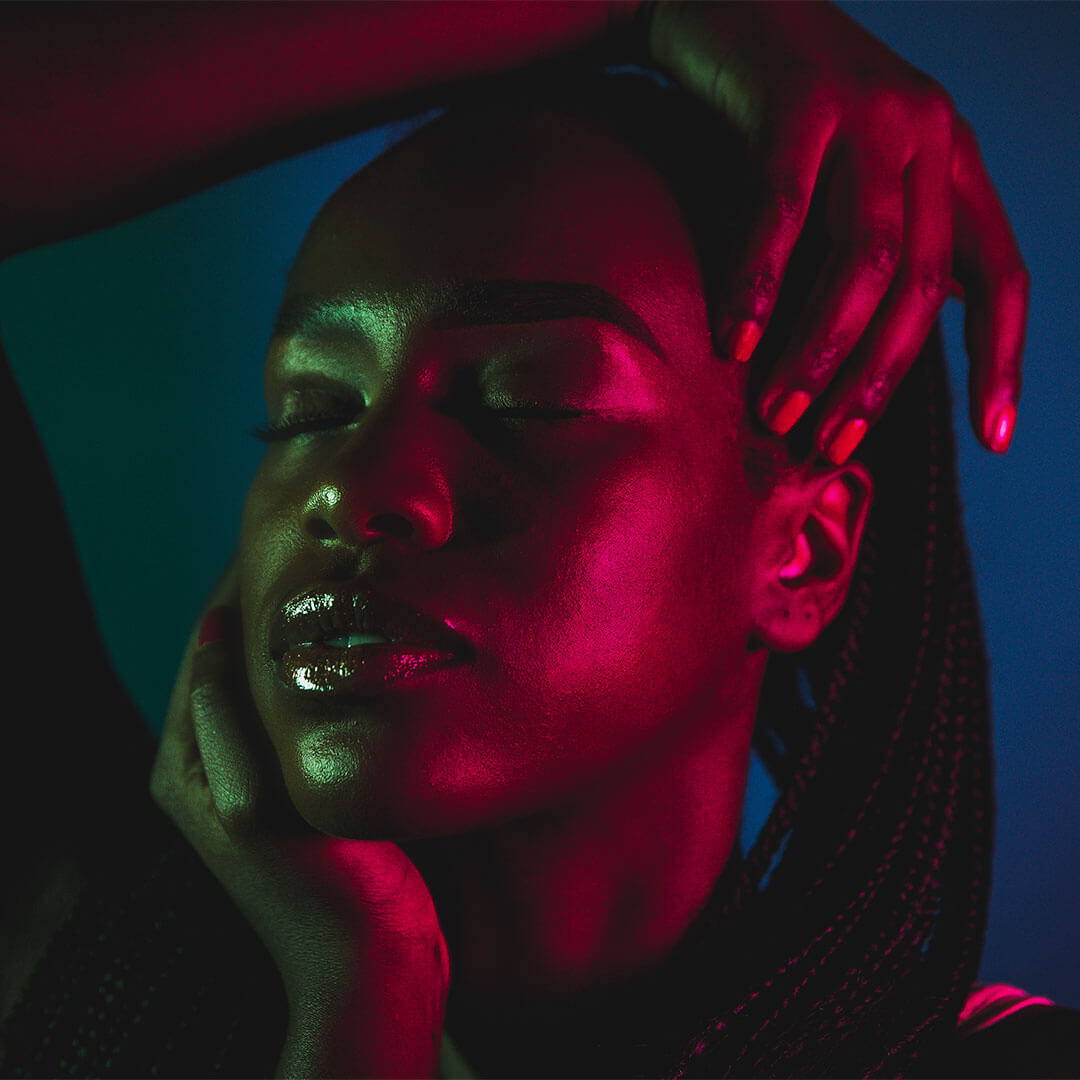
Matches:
[271,588,469,696]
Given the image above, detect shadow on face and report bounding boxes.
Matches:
[236,95,850,852]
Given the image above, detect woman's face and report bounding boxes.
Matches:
[239,107,765,841]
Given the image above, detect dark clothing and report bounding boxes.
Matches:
[926,1004,1080,1079]
[0,809,287,1079]
[2,808,1077,1079]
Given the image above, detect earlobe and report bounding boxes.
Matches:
[751,465,873,653]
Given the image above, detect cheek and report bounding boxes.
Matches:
[238,467,286,612]
[525,443,752,690]
[443,459,754,835]
[232,435,755,839]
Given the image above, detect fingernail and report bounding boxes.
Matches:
[825,418,868,464]
[989,403,1016,453]
[731,320,762,363]
[765,390,812,436]
[198,605,230,647]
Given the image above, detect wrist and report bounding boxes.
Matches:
[280,969,447,1080]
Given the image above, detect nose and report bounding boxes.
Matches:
[300,404,455,552]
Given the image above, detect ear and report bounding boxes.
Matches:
[749,463,873,653]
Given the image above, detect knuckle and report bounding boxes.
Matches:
[864,82,904,119]
[764,173,808,226]
[739,266,781,315]
[859,79,923,130]
[854,225,903,278]
[920,84,956,130]
[805,337,847,381]
[918,264,951,308]
[862,365,901,412]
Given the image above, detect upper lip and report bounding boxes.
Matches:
[270,586,470,661]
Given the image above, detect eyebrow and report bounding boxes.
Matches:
[272,280,666,361]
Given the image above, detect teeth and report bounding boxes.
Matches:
[322,632,393,648]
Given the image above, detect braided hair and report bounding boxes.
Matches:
[442,67,993,1076]
[674,322,991,1078]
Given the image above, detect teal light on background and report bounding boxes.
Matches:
[0,113,439,731]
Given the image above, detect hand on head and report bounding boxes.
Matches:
[646,0,1028,460]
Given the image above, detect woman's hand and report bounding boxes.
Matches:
[645,0,1029,461]
[150,560,450,1079]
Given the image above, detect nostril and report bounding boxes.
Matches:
[306,518,336,542]
[364,512,414,541]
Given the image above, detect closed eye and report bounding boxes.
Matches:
[252,411,359,442]
[489,405,588,421]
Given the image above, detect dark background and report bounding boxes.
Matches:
[1,2,1076,1006]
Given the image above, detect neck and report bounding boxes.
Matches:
[403,663,762,1073]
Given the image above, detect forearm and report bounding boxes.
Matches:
[2,0,639,257]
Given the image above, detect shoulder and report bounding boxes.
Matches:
[927,983,1080,1079]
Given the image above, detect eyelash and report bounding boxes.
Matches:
[252,405,587,443]
[252,413,357,443]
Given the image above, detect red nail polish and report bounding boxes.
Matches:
[826,418,868,464]
[198,605,229,647]
[732,321,762,363]
[765,390,812,436]
[990,403,1016,453]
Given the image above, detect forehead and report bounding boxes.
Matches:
[284,106,712,368]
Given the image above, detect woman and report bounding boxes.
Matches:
[1,3,1062,1077]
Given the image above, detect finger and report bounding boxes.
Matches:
[952,118,1029,452]
[756,143,906,436]
[713,105,836,364]
[188,606,266,839]
[814,140,954,461]
[150,668,212,824]
[151,558,242,811]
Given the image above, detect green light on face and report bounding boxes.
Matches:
[299,729,361,788]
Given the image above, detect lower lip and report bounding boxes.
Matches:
[276,643,460,696]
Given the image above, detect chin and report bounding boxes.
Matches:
[275,728,497,842]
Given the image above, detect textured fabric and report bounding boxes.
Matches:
[0,808,287,1079]
[4,809,1075,1078]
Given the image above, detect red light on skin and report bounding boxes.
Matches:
[779,532,811,581]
